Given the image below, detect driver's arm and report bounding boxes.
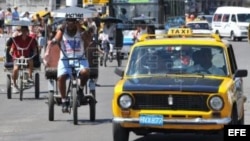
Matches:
[32,39,38,57]
[51,24,64,44]
[9,40,16,58]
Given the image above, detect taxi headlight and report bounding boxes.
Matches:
[118,94,133,109]
[209,96,224,111]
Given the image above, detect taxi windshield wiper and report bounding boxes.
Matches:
[167,72,206,78]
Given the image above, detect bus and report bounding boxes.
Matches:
[108,0,185,53]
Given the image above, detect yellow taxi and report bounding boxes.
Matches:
[112,28,248,141]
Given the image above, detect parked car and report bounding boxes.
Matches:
[186,20,212,34]
[211,6,250,41]
[197,14,213,28]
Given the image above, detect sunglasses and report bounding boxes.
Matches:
[66,18,78,22]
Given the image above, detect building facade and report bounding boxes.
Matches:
[185,0,246,15]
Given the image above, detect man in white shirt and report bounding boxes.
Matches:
[102,21,116,61]
[12,6,20,21]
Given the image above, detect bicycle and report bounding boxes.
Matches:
[5,39,40,101]
[4,21,41,101]
[46,40,97,125]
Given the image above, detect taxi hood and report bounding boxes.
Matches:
[123,77,223,93]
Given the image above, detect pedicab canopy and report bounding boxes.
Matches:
[51,6,98,18]
[4,20,38,26]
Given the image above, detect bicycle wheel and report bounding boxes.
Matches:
[48,91,54,121]
[89,79,96,121]
[72,86,78,125]
[7,74,12,99]
[89,90,96,122]
[19,72,23,101]
[34,73,40,99]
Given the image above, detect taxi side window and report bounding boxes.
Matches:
[211,48,227,74]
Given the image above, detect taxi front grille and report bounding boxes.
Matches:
[132,94,209,111]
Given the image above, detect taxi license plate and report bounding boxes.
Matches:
[139,115,163,126]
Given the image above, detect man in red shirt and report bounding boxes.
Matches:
[9,26,38,93]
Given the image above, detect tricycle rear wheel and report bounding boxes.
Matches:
[72,87,78,125]
[48,91,55,121]
[7,74,12,99]
[89,90,96,122]
[35,73,40,99]
[19,75,23,101]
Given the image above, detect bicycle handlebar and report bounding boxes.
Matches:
[14,56,34,66]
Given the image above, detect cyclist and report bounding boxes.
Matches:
[9,26,38,93]
[51,18,91,113]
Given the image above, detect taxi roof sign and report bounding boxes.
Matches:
[137,27,221,42]
[167,28,192,36]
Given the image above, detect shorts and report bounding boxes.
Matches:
[38,37,46,47]
[57,58,89,77]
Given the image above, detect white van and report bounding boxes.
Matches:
[212,6,250,41]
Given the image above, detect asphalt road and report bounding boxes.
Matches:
[0,37,249,141]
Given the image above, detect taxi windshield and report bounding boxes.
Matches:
[186,23,209,30]
[126,45,227,76]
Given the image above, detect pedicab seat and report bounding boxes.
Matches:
[45,67,58,80]
[43,41,60,80]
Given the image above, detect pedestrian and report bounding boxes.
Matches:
[12,6,19,21]
[9,26,38,93]
[5,7,12,35]
[0,7,5,37]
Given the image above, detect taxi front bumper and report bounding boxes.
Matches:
[113,117,231,125]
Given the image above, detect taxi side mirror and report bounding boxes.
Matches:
[234,69,248,79]
[114,67,124,77]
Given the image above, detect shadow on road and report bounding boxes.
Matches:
[49,118,112,126]
[133,133,221,141]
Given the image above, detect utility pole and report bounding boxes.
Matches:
[66,0,77,6]
[49,0,56,11]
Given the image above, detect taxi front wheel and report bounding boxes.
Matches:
[113,122,129,141]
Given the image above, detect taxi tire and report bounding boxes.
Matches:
[217,130,224,141]
[113,122,129,141]
[230,105,238,125]
[7,74,11,99]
